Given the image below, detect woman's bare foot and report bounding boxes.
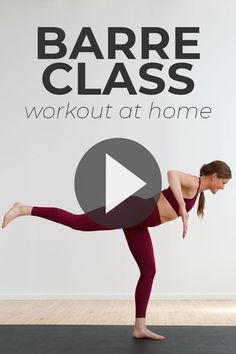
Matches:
[132,327,166,340]
[2,203,32,228]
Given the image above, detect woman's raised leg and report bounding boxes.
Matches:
[2,197,161,231]
[2,202,112,231]
[123,227,165,340]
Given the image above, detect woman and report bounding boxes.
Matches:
[2,160,232,340]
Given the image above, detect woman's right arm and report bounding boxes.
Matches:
[167,170,186,209]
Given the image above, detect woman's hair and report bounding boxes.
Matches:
[197,160,232,218]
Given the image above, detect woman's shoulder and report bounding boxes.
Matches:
[167,170,199,190]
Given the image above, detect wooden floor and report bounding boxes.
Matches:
[0,300,236,325]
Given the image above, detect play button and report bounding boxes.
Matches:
[105,154,147,213]
[74,138,162,229]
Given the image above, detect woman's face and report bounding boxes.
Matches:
[210,174,230,194]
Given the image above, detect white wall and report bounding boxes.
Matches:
[0,0,235,300]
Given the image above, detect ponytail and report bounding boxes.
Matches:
[197,191,205,218]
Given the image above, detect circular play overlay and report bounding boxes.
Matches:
[74,138,162,229]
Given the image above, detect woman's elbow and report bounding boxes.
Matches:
[167,170,176,176]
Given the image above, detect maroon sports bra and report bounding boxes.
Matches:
[161,177,201,216]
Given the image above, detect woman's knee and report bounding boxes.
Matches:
[69,214,109,231]
[140,263,156,280]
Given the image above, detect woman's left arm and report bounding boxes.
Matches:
[167,170,197,238]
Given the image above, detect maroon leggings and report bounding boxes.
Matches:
[31,203,161,318]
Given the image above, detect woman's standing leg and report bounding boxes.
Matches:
[123,227,165,340]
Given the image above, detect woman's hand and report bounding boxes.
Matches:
[179,205,189,239]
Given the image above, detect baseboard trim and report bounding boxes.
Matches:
[0,293,236,300]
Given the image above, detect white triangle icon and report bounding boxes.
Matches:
[105,154,147,213]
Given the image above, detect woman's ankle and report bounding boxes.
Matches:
[134,317,146,329]
[18,204,33,216]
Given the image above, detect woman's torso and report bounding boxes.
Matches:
[157,176,200,224]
